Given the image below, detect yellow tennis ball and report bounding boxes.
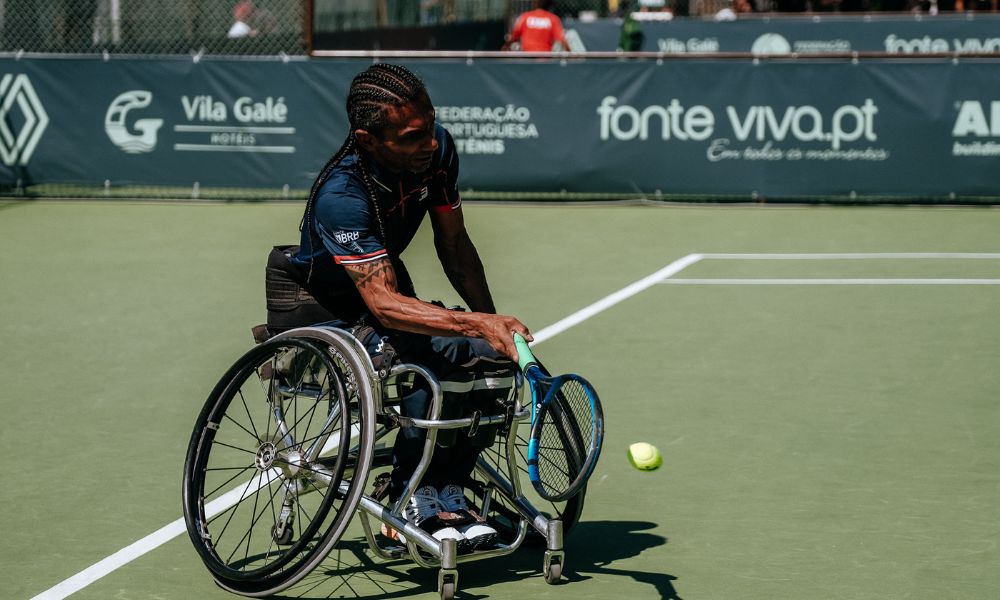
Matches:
[628,442,663,471]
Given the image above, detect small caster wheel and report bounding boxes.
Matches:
[271,523,294,545]
[440,575,457,600]
[544,558,562,584]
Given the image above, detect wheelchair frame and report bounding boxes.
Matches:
[183,326,581,599]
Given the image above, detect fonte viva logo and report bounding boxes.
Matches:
[597,96,878,150]
[105,90,163,153]
[0,74,49,167]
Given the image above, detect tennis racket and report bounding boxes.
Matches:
[514,333,604,502]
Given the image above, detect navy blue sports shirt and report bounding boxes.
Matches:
[291,124,461,318]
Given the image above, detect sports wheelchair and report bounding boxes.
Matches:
[182,325,588,599]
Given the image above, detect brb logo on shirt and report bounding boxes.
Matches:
[334,230,361,244]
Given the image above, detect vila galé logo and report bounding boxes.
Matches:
[175,94,294,154]
[596,96,889,162]
[105,90,164,153]
[104,91,296,155]
[0,74,49,166]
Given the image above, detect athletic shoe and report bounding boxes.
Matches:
[438,484,498,550]
[398,485,466,549]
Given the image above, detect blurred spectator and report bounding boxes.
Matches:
[617,0,645,50]
[250,4,277,35]
[690,0,744,18]
[632,0,675,20]
[227,1,255,38]
[503,0,569,52]
[711,0,753,18]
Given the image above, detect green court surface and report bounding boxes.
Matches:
[2,201,999,600]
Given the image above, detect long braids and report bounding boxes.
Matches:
[301,63,430,284]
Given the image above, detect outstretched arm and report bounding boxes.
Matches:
[344,256,531,361]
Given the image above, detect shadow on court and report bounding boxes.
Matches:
[276,520,677,600]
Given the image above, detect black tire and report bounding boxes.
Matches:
[183,334,374,596]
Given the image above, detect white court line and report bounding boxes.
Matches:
[31,427,354,600]
[31,251,1000,598]
[662,278,1000,285]
[658,253,1000,287]
[700,252,1000,260]
[530,253,704,344]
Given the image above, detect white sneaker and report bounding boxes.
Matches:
[400,485,466,547]
[438,484,498,550]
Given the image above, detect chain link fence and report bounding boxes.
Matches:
[0,0,305,55]
[3,1,993,56]
[1,1,615,56]
[312,1,614,32]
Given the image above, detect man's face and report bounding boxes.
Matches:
[356,101,438,174]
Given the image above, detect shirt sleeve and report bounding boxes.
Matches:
[314,176,388,265]
[428,126,462,213]
[510,14,525,42]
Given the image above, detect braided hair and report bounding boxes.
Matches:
[301,63,431,283]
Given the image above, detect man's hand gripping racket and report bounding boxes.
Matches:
[513,333,605,502]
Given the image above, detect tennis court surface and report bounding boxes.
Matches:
[3,201,999,600]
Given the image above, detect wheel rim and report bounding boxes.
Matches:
[184,339,352,581]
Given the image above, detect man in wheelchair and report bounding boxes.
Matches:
[264,64,532,552]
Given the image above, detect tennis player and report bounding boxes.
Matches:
[265,63,531,551]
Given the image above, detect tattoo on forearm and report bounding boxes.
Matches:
[348,259,395,291]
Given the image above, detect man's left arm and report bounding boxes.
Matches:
[430,207,497,314]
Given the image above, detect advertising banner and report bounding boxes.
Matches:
[568,14,1000,54]
[1,56,998,201]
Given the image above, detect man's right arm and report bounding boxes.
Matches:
[502,13,525,50]
[343,257,531,362]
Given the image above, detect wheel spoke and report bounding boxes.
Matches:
[204,464,257,499]
[223,471,285,566]
[211,440,259,456]
[185,336,374,591]
[212,468,277,548]
[236,388,261,441]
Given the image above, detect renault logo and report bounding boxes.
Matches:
[0,74,49,167]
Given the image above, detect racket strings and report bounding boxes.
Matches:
[535,379,594,497]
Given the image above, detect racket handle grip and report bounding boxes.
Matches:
[513,332,537,371]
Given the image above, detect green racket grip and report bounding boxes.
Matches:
[513,332,538,372]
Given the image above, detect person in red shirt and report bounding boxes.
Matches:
[503,0,570,52]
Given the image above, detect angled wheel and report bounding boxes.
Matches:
[183,332,375,597]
